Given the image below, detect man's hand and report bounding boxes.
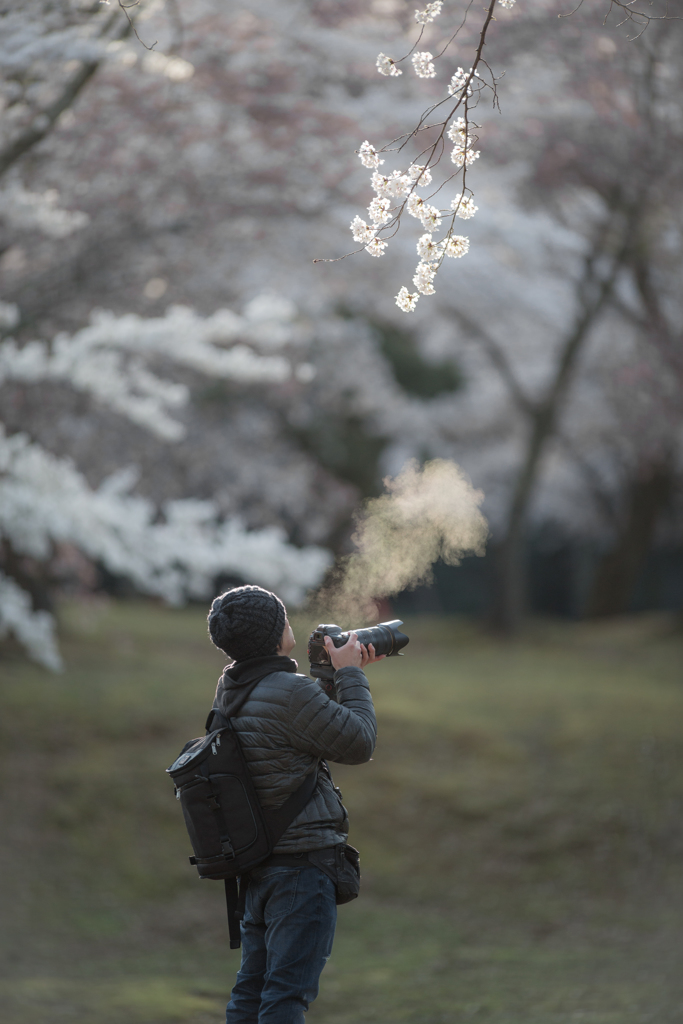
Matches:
[360,643,386,669]
[324,633,387,671]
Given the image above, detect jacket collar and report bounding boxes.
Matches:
[214,654,298,720]
[223,654,298,688]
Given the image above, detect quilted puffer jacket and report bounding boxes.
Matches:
[213,654,376,853]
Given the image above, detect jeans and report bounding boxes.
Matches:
[226,865,337,1024]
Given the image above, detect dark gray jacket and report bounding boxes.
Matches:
[213,657,376,853]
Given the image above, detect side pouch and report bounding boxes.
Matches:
[308,844,360,905]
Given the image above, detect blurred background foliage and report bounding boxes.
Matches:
[1,0,682,649]
[1,0,683,1019]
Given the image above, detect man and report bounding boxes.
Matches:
[207,584,382,1024]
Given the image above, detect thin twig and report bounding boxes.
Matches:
[115,0,157,51]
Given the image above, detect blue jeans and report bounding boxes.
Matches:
[226,865,337,1024]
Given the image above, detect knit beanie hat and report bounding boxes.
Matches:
[208,585,287,661]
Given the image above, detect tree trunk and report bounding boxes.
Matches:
[586,460,673,617]
[490,216,635,633]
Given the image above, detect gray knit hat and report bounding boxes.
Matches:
[207,585,287,661]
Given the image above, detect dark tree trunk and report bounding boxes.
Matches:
[0,541,55,613]
[586,460,673,617]
[490,216,634,633]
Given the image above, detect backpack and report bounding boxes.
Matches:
[166,674,318,948]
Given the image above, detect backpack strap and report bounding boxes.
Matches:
[204,668,275,733]
[204,668,320,948]
[224,877,245,950]
[262,768,319,847]
[220,768,318,949]
[205,706,230,732]
[206,674,320,846]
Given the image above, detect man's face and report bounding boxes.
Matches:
[278,618,296,656]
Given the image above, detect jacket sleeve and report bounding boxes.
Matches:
[284,666,377,765]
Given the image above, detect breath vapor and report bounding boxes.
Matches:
[314,459,488,625]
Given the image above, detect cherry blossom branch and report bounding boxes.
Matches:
[314,0,505,312]
[317,0,676,312]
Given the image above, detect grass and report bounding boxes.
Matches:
[1,600,683,1023]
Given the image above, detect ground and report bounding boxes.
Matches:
[1,601,682,1023]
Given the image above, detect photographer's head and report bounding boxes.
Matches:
[208,585,292,661]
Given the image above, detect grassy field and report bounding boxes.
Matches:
[1,600,683,1023]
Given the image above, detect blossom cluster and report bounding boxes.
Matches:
[0,426,331,669]
[0,427,331,604]
[352,122,481,309]
[447,116,481,168]
[376,52,402,76]
[0,569,63,671]
[357,1,504,310]
[0,182,90,239]
[448,67,480,98]
[415,2,443,24]
[351,146,452,262]
[0,303,302,440]
[395,176,477,308]
[376,0,444,75]
[0,295,326,669]
[451,193,478,219]
[412,51,436,79]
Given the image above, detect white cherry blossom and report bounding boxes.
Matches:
[376,52,402,76]
[395,286,420,312]
[419,204,443,230]
[416,232,443,260]
[366,237,388,257]
[447,117,468,144]
[368,196,392,225]
[350,216,377,244]
[358,140,384,169]
[412,51,436,78]
[451,193,478,219]
[448,67,480,97]
[408,164,433,187]
[413,261,437,295]
[443,234,470,258]
[451,145,480,168]
[415,1,443,24]
[406,193,426,218]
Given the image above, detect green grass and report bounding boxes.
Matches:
[1,601,683,1023]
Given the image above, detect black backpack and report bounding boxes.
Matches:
[166,675,318,948]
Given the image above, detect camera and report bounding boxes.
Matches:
[307,620,409,687]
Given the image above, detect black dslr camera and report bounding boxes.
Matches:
[307,620,409,694]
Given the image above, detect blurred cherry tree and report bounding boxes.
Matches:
[437,0,683,627]
[1,0,681,667]
[0,2,335,668]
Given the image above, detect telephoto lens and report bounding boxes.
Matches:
[307,620,409,685]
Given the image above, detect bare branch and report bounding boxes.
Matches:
[114,0,157,52]
[449,309,537,417]
[559,0,681,40]
[0,10,132,181]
